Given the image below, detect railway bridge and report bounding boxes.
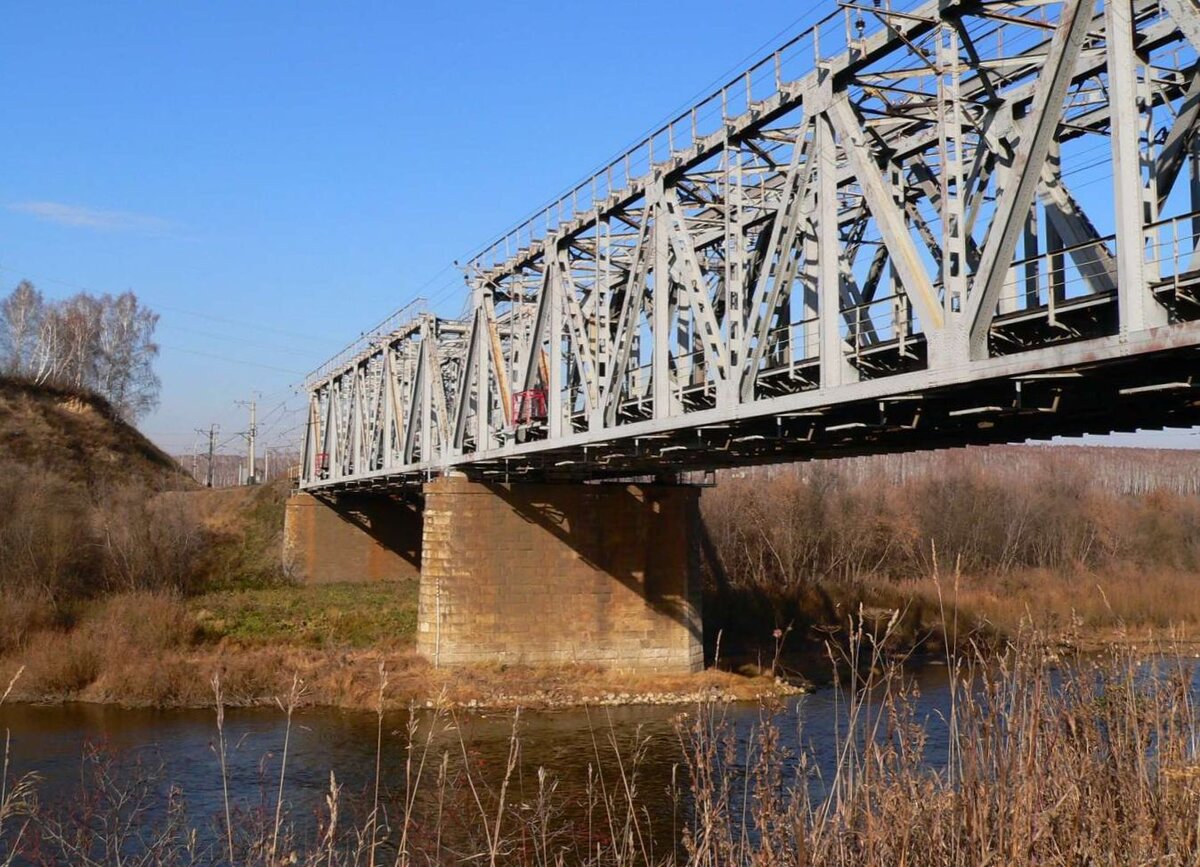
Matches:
[287,0,1200,670]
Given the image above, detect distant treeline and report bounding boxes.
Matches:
[727,443,1200,496]
[0,280,160,421]
[707,446,1200,588]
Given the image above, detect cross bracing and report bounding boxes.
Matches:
[301,0,1200,492]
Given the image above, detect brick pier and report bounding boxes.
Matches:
[416,476,703,672]
[283,492,421,583]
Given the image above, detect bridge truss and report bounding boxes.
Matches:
[302,0,1200,492]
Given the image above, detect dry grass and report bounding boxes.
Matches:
[0,375,182,489]
[1,586,783,710]
[6,642,781,711]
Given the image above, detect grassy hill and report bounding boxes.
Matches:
[0,376,186,489]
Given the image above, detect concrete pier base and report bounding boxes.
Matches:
[416,476,703,672]
[283,492,421,583]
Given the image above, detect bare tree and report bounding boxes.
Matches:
[56,294,103,390]
[0,282,161,420]
[32,308,62,385]
[0,280,44,375]
[96,292,160,420]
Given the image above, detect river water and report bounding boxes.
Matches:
[0,664,963,859]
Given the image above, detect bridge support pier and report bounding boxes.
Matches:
[283,492,422,583]
[417,476,703,672]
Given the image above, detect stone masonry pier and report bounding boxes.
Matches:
[417,476,703,672]
[283,492,421,583]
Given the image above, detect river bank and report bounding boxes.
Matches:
[0,583,807,711]
[4,576,1199,712]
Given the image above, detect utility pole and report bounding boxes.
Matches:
[235,398,258,484]
[196,424,219,487]
[264,446,271,483]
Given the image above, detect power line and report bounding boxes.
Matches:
[0,263,340,345]
[158,344,307,375]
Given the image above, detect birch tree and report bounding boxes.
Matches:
[0,281,161,420]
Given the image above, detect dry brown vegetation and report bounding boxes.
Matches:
[0,375,781,709]
[703,449,1200,661]
[2,586,778,709]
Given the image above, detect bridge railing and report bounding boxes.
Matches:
[991,237,1117,316]
[1148,211,1200,285]
[842,292,918,351]
[465,0,930,276]
[304,297,428,391]
[762,316,822,370]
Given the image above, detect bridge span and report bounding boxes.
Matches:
[288,0,1200,671]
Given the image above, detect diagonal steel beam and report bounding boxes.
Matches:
[660,184,729,382]
[451,307,482,450]
[1038,165,1117,294]
[382,348,402,469]
[1157,61,1200,211]
[1162,0,1200,51]
[518,264,553,394]
[966,0,1095,354]
[740,117,816,399]
[426,332,451,454]
[483,294,512,427]
[827,99,945,334]
[552,244,600,413]
[603,213,651,424]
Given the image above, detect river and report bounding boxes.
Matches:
[0,663,966,860]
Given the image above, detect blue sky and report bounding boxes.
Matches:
[2,1,1196,454]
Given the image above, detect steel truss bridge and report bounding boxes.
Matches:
[301,0,1200,493]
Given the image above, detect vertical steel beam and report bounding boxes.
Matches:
[816,113,852,389]
[938,24,968,321]
[723,140,744,406]
[427,330,451,457]
[548,242,565,437]
[325,380,339,481]
[651,181,673,419]
[1107,0,1168,331]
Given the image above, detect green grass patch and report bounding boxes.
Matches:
[189,581,419,649]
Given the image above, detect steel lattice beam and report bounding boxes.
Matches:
[300,0,1200,492]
